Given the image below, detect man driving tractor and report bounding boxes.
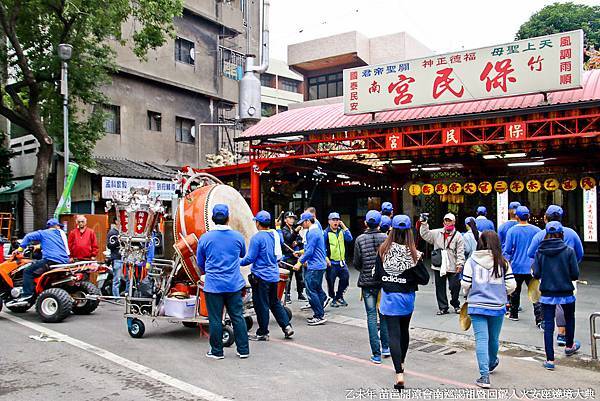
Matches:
[7,218,70,306]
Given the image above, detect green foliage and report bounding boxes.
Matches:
[0,0,183,167]
[516,2,600,51]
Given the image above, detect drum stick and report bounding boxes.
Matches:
[284,243,296,253]
[279,260,296,268]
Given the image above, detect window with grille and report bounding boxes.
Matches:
[175,116,195,143]
[102,104,120,135]
[261,103,276,117]
[279,77,300,93]
[175,37,195,65]
[147,111,161,132]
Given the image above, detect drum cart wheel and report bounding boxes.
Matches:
[222,325,235,347]
[244,315,253,331]
[127,317,146,338]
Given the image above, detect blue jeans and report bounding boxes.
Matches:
[22,259,55,297]
[328,262,350,301]
[111,259,129,297]
[204,291,249,357]
[471,314,504,377]
[304,269,326,319]
[251,277,290,336]
[543,302,575,361]
[362,287,389,357]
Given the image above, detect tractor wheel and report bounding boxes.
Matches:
[127,318,145,338]
[244,315,253,331]
[7,304,32,313]
[222,325,235,348]
[35,288,73,323]
[71,281,101,315]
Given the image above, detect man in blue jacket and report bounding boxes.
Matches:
[8,218,70,306]
[241,210,293,341]
[503,206,541,322]
[294,211,328,326]
[527,204,584,340]
[196,204,249,360]
[498,201,521,247]
[324,212,353,307]
[475,206,495,232]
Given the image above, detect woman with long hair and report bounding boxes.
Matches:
[373,215,429,390]
[463,217,480,260]
[461,231,516,388]
[533,222,580,370]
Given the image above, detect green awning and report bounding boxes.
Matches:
[0,179,33,202]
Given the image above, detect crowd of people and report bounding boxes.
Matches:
[7,202,584,390]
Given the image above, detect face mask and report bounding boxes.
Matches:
[444,224,455,231]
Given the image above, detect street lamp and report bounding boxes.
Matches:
[58,43,72,192]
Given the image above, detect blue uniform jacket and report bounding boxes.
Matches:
[299,224,327,270]
[196,226,246,293]
[475,217,495,232]
[21,228,70,264]
[502,224,541,275]
[240,230,283,283]
[498,220,518,246]
[527,226,583,263]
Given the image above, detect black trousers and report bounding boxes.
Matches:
[285,267,305,297]
[510,274,543,324]
[433,270,461,311]
[383,314,412,373]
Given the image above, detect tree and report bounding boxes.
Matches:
[0,130,12,188]
[516,2,600,52]
[0,0,182,229]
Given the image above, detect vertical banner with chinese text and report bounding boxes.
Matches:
[583,187,597,242]
[497,190,508,228]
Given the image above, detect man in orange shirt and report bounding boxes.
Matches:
[68,215,98,260]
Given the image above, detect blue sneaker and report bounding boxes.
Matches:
[543,361,555,370]
[330,300,340,308]
[382,347,391,358]
[565,340,581,356]
[556,334,566,347]
[489,358,499,373]
[475,376,490,388]
[370,355,382,364]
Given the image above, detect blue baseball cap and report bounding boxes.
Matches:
[464,216,475,226]
[297,211,313,224]
[46,218,64,228]
[212,204,229,219]
[253,210,271,224]
[546,205,563,217]
[477,206,487,215]
[515,206,530,219]
[546,221,563,234]
[381,202,393,213]
[509,201,521,210]
[380,215,392,229]
[328,212,341,220]
[365,210,382,226]
[392,215,412,230]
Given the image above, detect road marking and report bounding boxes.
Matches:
[1,313,230,401]
[271,338,477,388]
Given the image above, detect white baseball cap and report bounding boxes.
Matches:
[443,213,456,221]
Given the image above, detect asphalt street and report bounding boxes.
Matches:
[1,286,599,401]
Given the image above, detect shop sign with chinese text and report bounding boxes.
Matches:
[344,30,583,115]
[102,177,176,200]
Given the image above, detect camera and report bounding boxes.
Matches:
[419,212,429,222]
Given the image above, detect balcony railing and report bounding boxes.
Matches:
[218,45,245,80]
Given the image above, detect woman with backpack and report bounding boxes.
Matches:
[461,231,516,388]
[373,215,430,390]
[532,221,581,370]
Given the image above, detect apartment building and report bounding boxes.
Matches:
[259,58,303,117]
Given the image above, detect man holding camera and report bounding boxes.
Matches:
[419,212,465,315]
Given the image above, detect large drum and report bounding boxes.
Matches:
[174,184,257,283]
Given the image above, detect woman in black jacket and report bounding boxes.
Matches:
[532,221,580,370]
[373,215,430,390]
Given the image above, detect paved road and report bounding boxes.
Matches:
[1,295,598,401]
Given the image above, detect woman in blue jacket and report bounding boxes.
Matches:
[532,221,580,370]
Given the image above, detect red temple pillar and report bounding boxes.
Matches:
[250,164,260,214]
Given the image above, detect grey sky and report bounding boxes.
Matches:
[269,0,598,61]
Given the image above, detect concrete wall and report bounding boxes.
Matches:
[288,31,370,67]
[94,74,215,168]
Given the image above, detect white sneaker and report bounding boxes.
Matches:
[307,317,327,326]
[205,351,224,360]
[236,351,250,359]
[300,303,312,311]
